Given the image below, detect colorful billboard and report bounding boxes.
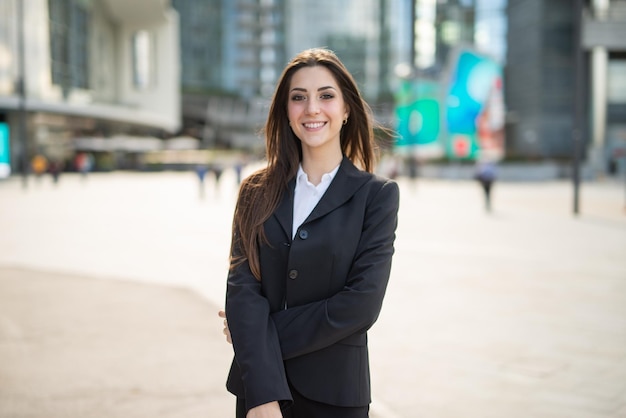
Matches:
[444,49,505,160]
[0,123,10,178]
[394,48,505,161]
[394,79,443,158]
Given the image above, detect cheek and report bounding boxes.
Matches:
[330,100,346,114]
[333,104,348,120]
[287,102,302,118]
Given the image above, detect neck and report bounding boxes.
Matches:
[301,149,342,186]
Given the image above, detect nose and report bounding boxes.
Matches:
[305,98,320,115]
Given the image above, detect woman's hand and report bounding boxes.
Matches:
[218,310,232,344]
[246,401,282,418]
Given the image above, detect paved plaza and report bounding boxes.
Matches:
[0,169,625,418]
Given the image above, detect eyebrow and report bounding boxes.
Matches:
[290,86,337,93]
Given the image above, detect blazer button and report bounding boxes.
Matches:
[288,269,298,280]
[298,229,309,240]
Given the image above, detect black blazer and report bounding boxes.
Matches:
[225,157,399,412]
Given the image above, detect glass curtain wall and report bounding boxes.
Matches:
[49,0,90,97]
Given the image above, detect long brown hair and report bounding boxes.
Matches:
[231,48,379,280]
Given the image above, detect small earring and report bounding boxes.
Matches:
[343,118,348,125]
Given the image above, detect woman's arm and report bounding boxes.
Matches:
[271,180,399,360]
[226,235,292,411]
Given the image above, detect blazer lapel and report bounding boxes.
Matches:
[273,178,295,239]
[305,157,370,224]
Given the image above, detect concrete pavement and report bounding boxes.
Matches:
[0,266,233,418]
[0,170,625,417]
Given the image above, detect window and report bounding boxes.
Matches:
[132,30,155,90]
[608,59,626,104]
[48,0,89,93]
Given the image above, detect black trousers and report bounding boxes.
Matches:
[236,386,369,418]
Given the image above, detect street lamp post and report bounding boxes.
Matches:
[17,0,28,188]
[572,0,584,215]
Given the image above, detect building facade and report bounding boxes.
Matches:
[173,0,407,103]
[169,0,624,171]
[287,0,392,101]
[582,0,626,174]
[404,0,624,170]
[506,0,626,171]
[0,0,180,175]
[172,0,287,149]
[506,0,577,159]
[171,0,413,149]
[171,0,224,94]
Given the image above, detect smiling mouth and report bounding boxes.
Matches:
[303,122,326,129]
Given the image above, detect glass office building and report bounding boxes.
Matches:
[173,0,286,99]
[507,0,626,170]
[171,0,624,169]
[174,0,409,103]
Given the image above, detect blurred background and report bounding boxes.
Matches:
[1,1,626,418]
[0,0,624,181]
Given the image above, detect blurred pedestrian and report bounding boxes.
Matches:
[475,159,497,212]
[195,164,208,199]
[407,154,419,183]
[219,48,399,418]
[31,154,48,181]
[75,152,94,180]
[48,159,63,184]
[211,163,223,195]
[233,160,243,186]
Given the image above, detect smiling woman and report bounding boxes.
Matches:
[220,48,399,418]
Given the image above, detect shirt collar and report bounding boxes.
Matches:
[296,163,340,187]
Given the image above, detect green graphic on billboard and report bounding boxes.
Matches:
[394,79,443,157]
[0,123,10,178]
[445,49,504,160]
[394,48,505,161]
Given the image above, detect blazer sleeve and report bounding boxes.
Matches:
[270,179,399,360]
[225,234,292,410]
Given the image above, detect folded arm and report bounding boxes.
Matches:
[225,236,292,411]
[271,180,399,359]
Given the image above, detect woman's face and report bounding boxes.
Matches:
[287,66,349,156]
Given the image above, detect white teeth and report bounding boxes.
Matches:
[304,122,325,129]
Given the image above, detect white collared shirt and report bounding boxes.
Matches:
[292,163,340,239]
